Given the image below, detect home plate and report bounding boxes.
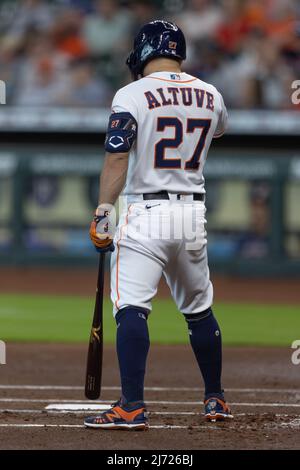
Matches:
[46,404,110,411]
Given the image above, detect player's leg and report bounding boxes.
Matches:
[111,206,165,401]
[114,306,150,404]
[111,244,162,402]
[163,241,222,390]
[85,203,167,429]
[183,308,232,421]
[163,206,232,420]
[183,308,222,395]
[164,253,232,420]
[85,208,164,430]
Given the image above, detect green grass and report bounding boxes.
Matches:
[0,294,299,346]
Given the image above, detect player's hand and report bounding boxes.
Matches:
[89,205,115,253]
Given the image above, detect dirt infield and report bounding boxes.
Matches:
[0,268,299,449]
[1,267,300,304]
[0,343,299,450]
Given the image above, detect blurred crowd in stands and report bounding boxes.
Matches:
[0,0,299,109]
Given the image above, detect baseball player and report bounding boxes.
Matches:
[85,20,233,430]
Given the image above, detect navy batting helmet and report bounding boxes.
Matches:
[126,20,186,80]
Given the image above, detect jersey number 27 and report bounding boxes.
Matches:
[154,117,211,170]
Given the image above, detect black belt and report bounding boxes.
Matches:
[143,191,205,201]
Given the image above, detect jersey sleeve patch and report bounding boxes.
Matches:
[105,112,137,153]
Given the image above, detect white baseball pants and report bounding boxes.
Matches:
[110,197,213,316]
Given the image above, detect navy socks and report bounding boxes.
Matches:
[184,308,223,399]
[115,306,150,403]
[115,305,222,404]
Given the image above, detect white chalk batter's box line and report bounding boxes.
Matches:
[0,398,299,407]
[0,385,299,393]
[0,408,298,419]
[0,421,300,430]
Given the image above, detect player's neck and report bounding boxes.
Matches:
[143,58,182,77]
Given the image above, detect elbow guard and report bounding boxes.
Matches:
[105,112,137,153]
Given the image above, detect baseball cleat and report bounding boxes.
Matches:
[204,397,233,422]
[84,400,149,430]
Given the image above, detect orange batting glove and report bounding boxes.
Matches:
[89,205,115,253]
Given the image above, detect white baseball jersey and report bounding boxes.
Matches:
[111,71,228,195]
[110,71,228,316]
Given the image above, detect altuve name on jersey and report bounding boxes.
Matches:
[144,87,215,111]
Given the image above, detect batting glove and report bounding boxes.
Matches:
[89,204,115,253]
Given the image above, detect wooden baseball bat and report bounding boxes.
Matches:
[85,252,105,400]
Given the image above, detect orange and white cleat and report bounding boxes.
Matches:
[204,396,233,422]
[84,399,148,430]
